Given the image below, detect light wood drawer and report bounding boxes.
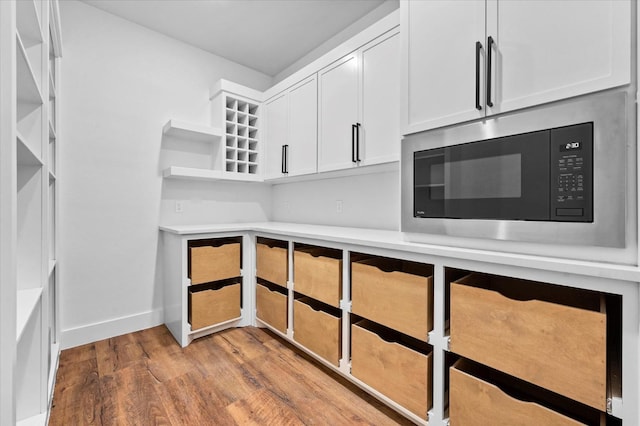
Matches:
[450,273,607,411]
[293,298,341,366]
[351,257,433,341]
[188,283,241,330]
[351,321,431,420]
[256,242,288,287]
[256,283,287,334]
[450,360,588,426]
[294,248,342,307]
[189,242,241,285]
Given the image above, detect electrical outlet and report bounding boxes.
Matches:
[336,200,343,214]
[175,201,184,213]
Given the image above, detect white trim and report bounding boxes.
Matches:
[60,309,163,349]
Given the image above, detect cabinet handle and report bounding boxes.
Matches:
[352,124,357,163]
[475,41,482,111]
[486,36,494,108]
[281,145,286,174]
[356,123,361,162]
[284,144,289,174]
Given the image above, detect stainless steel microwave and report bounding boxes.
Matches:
[401,90,636,263]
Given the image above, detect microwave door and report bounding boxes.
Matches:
[413,131,550,220]
[444,131,550,220]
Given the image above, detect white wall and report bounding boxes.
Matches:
[59,0,272,348]
[271,169,400,230]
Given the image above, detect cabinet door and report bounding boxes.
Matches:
[402,0,485,134]
[318,53,359,172]
[488,0,630,116]
[360,30,400,166]
[264,93,288,179]
[288,76,318,177]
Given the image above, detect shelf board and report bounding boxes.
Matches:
[49,259,57,276]
[48,169,57,182]
[16,33,43,105]
[163,166,263,183]
[16,288,42,342]
[17,132,43,167]
[162,120,222,143]
[16,0,43,46]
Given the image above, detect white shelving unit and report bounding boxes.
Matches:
[0,1,62,424]
[162,119,222,142]
[163,166,264,182]
[161,117,265,182]
[221,96,260,175]
[210,79,263,178]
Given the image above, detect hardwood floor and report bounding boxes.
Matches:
[49,326,415,425]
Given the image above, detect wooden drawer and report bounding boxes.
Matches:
[256,241,288,287]
[189,241,240,285]
[294,247,342,307]
[188,283,241,330]
[293,298,341,366]
[450,360,590,426]
[351,320,431,420]
[450,273,607,411]
[351,257,433,341]
[256,283,287,334]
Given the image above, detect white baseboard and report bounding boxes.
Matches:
[60,309,164,349]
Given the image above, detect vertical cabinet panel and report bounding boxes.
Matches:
[360,31,401,166]
[318,53,359,172]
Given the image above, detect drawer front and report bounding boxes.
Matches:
[450,277,607,410]
[189,283,241,330]
[293,299,341,366]
[190,243,241,285]
[450,364,584,426]
[351,261,432,341]
[351,322,431,419]
[256,243,288,287]
[294,250,342,307]
[256,283,287,334]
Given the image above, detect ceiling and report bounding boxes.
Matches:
[81,0,387,77]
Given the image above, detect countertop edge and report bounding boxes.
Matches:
[159,222,640,282]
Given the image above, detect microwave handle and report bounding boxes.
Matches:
[475,41,482,111]
[486,36,494,108]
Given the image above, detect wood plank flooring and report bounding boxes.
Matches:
[49,326,415,425]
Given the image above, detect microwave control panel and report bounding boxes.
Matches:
[549,122,593,222]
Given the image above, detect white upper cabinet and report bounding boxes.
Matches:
[264,93,288,179]
[288,76,318,177]
[319,28,400,173]
[318,53,360,172]
[360,31,401,166]
[402,0,631,134]
[264,75,318,179]
[488,0,631,116]
[403,1,485,133]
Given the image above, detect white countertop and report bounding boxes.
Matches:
[160,222,640,282]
